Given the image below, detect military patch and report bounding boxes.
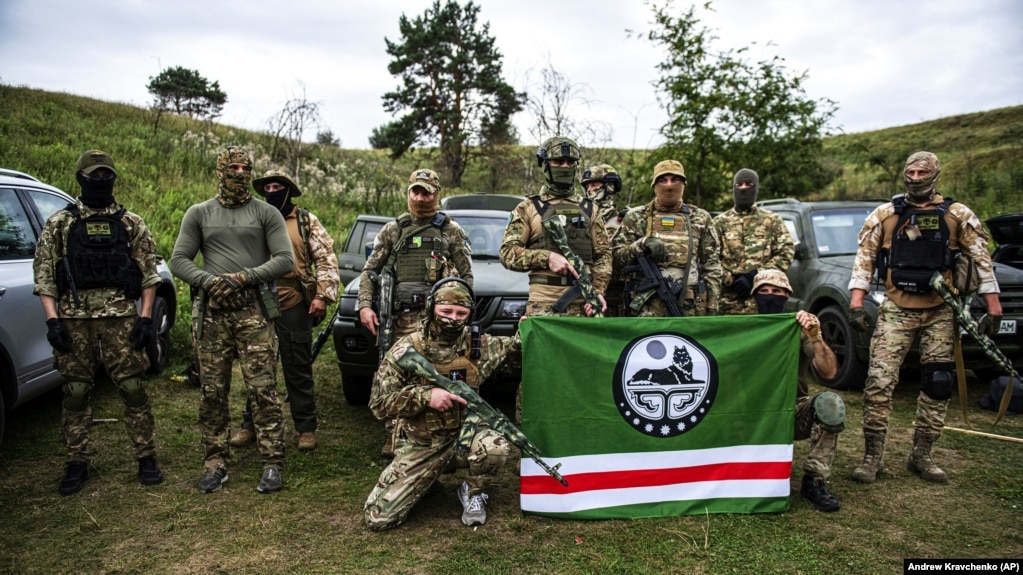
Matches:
[449,369,468,382]
[410,237,423,248]
[659,217,675,231]
[916,214,939,231]
[612,333,718,438]
[86,221,113,237]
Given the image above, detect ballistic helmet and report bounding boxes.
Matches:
[581,164,623,194]
[536,136,582,167]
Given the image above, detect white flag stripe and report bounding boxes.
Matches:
[521,479,792,513]
[520,443,793,477]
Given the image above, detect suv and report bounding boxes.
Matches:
[0,171,178,442]
[761,198,1023,390]
[332,209,528,404]
[439,194,525,212]
[987,212,1023,271]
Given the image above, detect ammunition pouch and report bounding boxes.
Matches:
[257,281,281,320]
[395,281,429,311]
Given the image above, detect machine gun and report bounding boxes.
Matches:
[395,348,569,486]
[543,217,603,317]
[623,250,684,317]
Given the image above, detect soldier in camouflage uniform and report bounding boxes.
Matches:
[364,278,520,530]
[358,168,473,456]
[170,146,295,494]
[33,150,164,495]
[752,270,844,512]
[713,169,795,315]
[230,170,340,452]
[848,151,1003,485]
[581,164,626,316]
[500,137,611,318]
[613,160,722,316]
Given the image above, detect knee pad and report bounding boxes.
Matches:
[62,380,92,411]
[812,391,846,434]
[116,377,149,408]
[921,362,954,401]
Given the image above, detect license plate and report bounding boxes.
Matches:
[998,319,1017,335]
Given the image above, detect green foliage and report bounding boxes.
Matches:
[373,0,526,187]
[146,66,227,121]
[644,1,837,210]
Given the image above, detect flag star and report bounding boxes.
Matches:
[644,423,653,433]
[660,425,670,435]
[690,415,698,423]
[677,421,686,431]
[633,418,641,426]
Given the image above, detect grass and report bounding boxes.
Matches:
[1,360,1021,575]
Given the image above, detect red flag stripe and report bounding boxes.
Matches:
[521,460,792,494]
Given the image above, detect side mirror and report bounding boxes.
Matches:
[794,243,808,261]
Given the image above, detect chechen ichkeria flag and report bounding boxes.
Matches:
[519,314,798,519]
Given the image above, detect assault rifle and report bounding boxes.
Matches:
[375,269,395,364]
[311,303,342,362]
[543,217,603,317]
[395,348,569,486]
[623,250,684,317]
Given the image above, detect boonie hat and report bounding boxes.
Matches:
[752,269,793,294]
[253,169,302,197]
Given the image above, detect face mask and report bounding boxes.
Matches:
[654,182,683,211]
[434,315,469,338]
[264,190,292,215]
[76,172,116,208]
[904,175,936,202]
[217,170,252,208]
[546,166,577,196]
[754,294,788,314]
[733,186,757,211]
[408,191,438,219]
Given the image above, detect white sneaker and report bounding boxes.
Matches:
[457,481,488,526]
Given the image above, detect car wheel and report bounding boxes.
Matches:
[815,305,868,391]
[342,374,372,406]
[0,390,5,445]
[145,296,170,375]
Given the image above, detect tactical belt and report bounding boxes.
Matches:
[277,277,303,289]
[529,275,572,286]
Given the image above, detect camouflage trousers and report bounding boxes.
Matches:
[862,299,953,435]
[795,394,839,480]
[56,316,155,463]
[364,424,510,531]
[194,299,284,471]
[385,310,426,448]
[718,292,758,316]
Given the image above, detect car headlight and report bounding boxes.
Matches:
[496,299,526,319]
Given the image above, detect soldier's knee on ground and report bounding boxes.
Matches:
[62,380,92,411]
[921,362,954,401]
[115,377,149,408]
[812,391,846,434]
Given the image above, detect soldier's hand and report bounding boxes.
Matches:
[429,388,467,412]
[129,316,155,350]
[849,307,871,332]
[359,307,379,336]
[731,270,757,299]
[547,251,578,278]
[206,274,248,309]
[643,237,669,263]
[978,313,1003,337]
[45,318,73,353]
[223,271,249,287]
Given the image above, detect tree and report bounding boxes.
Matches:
[642,1,837,209]
[523,60,613,151]
[266,82,323,178]
[146,66,227,124]
[371,0,525,187]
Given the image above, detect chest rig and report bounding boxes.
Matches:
[885,196,957,295]
[527,197,595,263]
[405,332,481,432]
[57,204,142,300]
[392,212,449,307]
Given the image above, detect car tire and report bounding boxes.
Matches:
[0,390,5,445]
[815,305,868,391]
[342,374,372,406]
[145,296,170,375]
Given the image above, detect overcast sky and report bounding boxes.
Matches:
[2,1,1021,150]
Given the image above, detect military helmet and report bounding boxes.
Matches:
[425,277,475,322]
[252,169,302,197]
[581,164,623,194]
[536,136,582,167]
[752,269,793,295]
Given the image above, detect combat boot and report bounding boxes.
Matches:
[907,429,948,483]
[851,431,886,483]
[800,474,840,512]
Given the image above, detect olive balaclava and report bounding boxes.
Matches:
[407,169,441,219]
[75,150,118,209]
[540,137,582,198]
[215,146,254,208]
[903,151,940,203]
[733,168,759,212]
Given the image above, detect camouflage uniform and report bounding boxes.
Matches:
[170,147,295,479]
[794,334,839,480]
[613,202,722,316]
[33,197,162,466]
[582,164,625,316]
[364,284,520,531]
[713,206,794,315]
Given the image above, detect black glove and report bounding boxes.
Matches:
[849,307,871,333]
[643,237,669,263]
[978,314,1003,338]
[129,316,154,350]
[46,318,73,353]
[731,270,757,299]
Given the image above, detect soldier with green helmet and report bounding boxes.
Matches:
[33,150,165,495]
[613,159,722,316]
[581,163,625,316]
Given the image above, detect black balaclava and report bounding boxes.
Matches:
[733,168,759,212]
[264,189,294,216]
[77,171,117,209]
[754,293,788,314]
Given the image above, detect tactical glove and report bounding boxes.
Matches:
[46,318,73,353]
[205,274,249,310]
[129,317,154,350]
[978,313,1003,337]
[643,237,669,263]
[849,307,871,333]
[731,270,757,300]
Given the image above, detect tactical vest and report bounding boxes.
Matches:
[887,195,957,296]
[648,204,697,274]
[527,197,595,263]
[405,332,481,432]
[56,204,142,299]
[391,213,449,307]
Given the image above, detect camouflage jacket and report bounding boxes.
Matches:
[357,213,472,310]
[277,206,339,312]
[499,187,612,302]
[33,199,161,319]
[713,206,794,284]
[849,194,1000,308]
[368,329,521,431]
[612,201,723,310]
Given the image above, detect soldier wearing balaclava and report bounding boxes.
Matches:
[712,168,795,315]
[847,150,1003,488]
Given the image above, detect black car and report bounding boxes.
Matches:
[986,212,1023,271]
[332,209,528,404]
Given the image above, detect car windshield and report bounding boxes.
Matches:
[453,215,507,259]
[810,207,874,256]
